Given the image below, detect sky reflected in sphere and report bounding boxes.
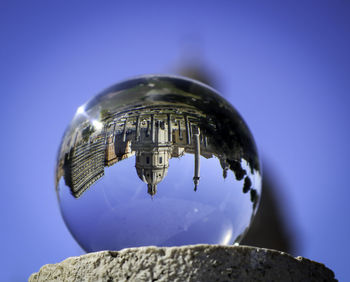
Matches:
[56,75,261,252]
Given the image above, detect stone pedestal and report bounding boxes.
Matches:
[29,245,336,281]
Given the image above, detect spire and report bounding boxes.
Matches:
[193,177,199,191]
[147,184,157,196]
[193,126,200,191]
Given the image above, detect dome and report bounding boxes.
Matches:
[135,150,171,195]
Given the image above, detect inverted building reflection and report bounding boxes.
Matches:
[57,104,258,203]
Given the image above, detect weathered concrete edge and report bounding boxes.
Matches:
[29,244,337,281]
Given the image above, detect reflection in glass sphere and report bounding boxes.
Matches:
[55,75,261,252]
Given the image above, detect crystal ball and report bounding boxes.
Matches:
[56,75,261,252]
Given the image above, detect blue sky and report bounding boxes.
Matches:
[1,1,349,280]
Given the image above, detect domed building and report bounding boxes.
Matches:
[132,114,173,196]
[135,148,171,196]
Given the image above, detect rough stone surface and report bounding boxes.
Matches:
[29,245,336,282]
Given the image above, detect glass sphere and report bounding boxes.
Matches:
[56,75,261,252]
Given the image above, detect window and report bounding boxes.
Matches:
[159,156,163,164]
[146,156,150,164]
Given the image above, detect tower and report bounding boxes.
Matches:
[193,126,201,191]
[132,114,172,196]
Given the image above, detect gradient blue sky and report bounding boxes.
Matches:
[1,1,349,281]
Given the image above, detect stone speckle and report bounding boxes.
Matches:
[29,245,336,282]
